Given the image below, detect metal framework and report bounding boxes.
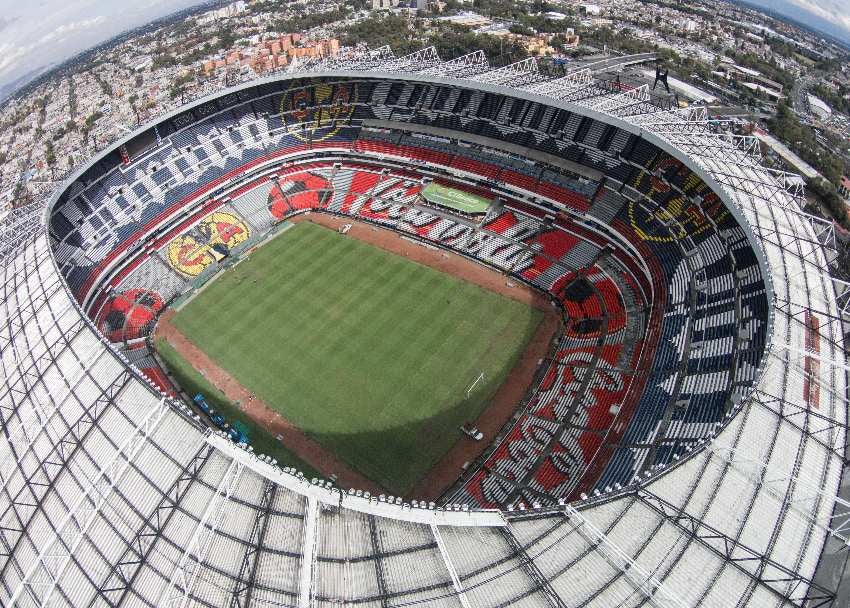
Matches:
[96,440,216,605]
[705,442,850,548]
[160,453,244,607]
[635,488,837,606]
[420,50,489,78]
[9,397,170,604]
[523,68,594,99]
[229,480,276,608]
[0,50,846,607]
[562,504,689,608]
[378,46,441,73]
[471,57,546,87]
[499,526,568,608]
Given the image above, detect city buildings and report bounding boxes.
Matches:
[839,175,850,201]
[0,0,847,222]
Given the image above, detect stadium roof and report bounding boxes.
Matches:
[1,48,848,606]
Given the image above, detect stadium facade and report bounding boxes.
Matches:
[0,47,848,606]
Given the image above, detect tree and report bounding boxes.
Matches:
[68,77,77,119]
[428,26,529,65]
[82,110,104,141]
[152,53,177,70]
[340,14,423,56]
[169,71,195,99]
[273,7,350,35]
[44,141,56,166]
[216,28,238,51]
[807,177,849,228]
[128,93,140,123]
[509,24,534,36]
[93,72,113,96]
[768,102,848,188]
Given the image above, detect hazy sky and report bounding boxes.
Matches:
[741,0,850,44]
[0,0,847,93]
[0,0,205,90]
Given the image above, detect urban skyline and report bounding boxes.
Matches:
[0,0,849,97]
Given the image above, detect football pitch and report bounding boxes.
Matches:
[165,221,543,494]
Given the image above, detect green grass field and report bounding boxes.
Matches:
[155,338,320,479]
[164,221,542,494]
[421,182,492,214]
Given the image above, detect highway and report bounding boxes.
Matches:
[571,52,658,74]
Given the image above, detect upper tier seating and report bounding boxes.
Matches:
[49,86,768,508]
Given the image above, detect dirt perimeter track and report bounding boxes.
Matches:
[156,213,561,500]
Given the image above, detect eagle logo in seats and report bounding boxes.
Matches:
[96,288,164,343]
[626,162,729,244]
[167,211,251,276]
[280,80,356,142]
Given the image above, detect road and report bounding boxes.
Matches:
[572,52,658,74]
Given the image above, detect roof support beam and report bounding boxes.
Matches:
[499,525,567,608]
[562,505,688,608]
[707,442,850,548]
[380,46,440,73]
[230,480,277,608]
[773,340,850,375]
[420,50,489,78]
[0,322,107,503]
[10,397,170,606]
[161,453,244,608]
[587,85,650,113]
[298,496,319,608]
[634,489,836,606]
[431,523,471,608]
[98,439,215,606]
[368,515,390,607]
[472,57,545,87]
[751,388,849,466]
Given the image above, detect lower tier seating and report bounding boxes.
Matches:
[55,139,767,509]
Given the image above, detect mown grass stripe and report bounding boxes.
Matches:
[169,222,542,494]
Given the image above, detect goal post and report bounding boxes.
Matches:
[465,372,485,399]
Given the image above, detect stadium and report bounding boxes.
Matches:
[1,47,848,606]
